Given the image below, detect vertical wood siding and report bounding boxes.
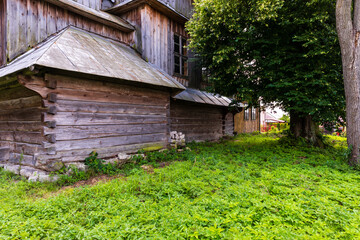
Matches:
[234,109,261,133]
[170,100,233,142]
[121,4,188,85]
[0,0,6,66]
[0,78,45,167]
[6,0,133,62]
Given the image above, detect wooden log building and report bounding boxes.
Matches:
[0,0,260,172]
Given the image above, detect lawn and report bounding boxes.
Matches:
[0,134,359,239]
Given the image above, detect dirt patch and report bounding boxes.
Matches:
[43,174,125,199]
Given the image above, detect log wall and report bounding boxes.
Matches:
[6,0,133,62]
[234,108,261,133]
[33,74,170,164]
[170,100,233,142]
[0,78,45,167]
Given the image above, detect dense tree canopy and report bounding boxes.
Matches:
[187,0,345,136]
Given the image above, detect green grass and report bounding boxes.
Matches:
[0,134,360,239]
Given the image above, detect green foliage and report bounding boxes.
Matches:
[280,114,290,123]
[85,151,105,173]
[0,135,359,239]
[187,0,345,124]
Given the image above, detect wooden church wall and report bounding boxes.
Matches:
[120,4,188,85]
[0,0,6,66]
[5,0,133,62]
[71,0,101,10]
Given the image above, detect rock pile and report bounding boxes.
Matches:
[170,131,186,149]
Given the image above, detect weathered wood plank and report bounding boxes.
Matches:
[44,112,167,125]
[53,88,167,106]
[55,133,167,151]
[13,142,43,155]
[9,152,36,166]
[27,0,39,48]
[44,100,166,115]
[44,123,166,140]
[44,0,134,31]
[0,95,41,110]
[0,131,44,144]
[46,74,170,99]
[0,107,43,121]
[37,141,167,162]
[0,121,43,132]
[0,0,7,66]
[6,0,133,63]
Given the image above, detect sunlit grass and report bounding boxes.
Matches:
[0,134,359,239]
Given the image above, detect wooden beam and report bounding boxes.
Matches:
[44,0,135,32]
[106,0,189,24]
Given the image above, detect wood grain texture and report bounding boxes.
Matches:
[170,99,233,142]
[0,0,6,66]
[40,74,170,160]
[120,4,188,84]
[6,0,133,62]
[0,83,45,164]
[234,108,260,133]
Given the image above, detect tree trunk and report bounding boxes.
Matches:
[336,0,360,165]
[290,111,324,147]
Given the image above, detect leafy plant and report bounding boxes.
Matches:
[0,134,358,239]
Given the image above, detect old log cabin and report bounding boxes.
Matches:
[0,0,260,173]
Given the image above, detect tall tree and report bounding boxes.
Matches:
[187,0,345,146]
[336,0,360,165]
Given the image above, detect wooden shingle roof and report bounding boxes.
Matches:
[173,88,245,108]
[0,27,185,91]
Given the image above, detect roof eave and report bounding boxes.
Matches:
[105,0,189,24]
[44,0,135,32]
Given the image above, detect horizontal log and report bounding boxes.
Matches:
[0,85,38,101]
[18,75,46,88]
[185,133,223,142]
[0,131,44,144]
[37,141,167,162]
[0,107,44,121]
[0,96,42,110]
[44,112,167,125]
[13,142,44,155]
[170,128,222,135]
[55,88,167,106]
[170,112,223,119]
[43,99,166,115]
[8,153,36,166]
[54,133,167,151]
[170,118,222,125]
[49,74,169,99]
[44,123,166,140]
[0,121,43,131]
